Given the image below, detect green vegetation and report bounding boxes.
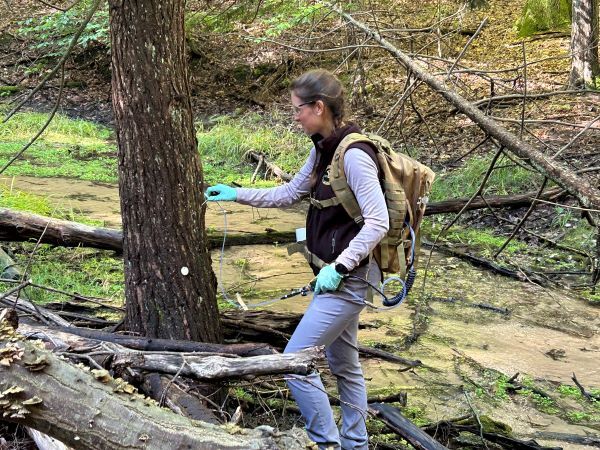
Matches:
[186,1,325,36]
[431,155,543,202]
[2,245,124,306]
[198,114,310,187]
[0,110,117,182]
[514,0,571,37]
[17,1,109,58]
[0,184,104,225]
[0,110,310,188]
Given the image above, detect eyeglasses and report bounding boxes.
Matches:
[292,101,315,115]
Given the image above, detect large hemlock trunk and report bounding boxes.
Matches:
[570,0,599,87]
[108,1,221,342]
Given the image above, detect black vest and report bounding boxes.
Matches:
[305,124,379,274]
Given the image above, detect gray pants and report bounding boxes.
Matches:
[284,263,379,450]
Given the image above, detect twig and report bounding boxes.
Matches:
[160,360,189,407]
[552,113,600,160]
[494,177,547,258]
[0,64,66,177]
[34,0,81,12]
[446,18,487,80]
[489,116,600,130]
[3,0,101,122]
[0,280,31,302]
[527,198,600,213]
[520,41,527,139]
[462,387,489,450]
[571,373,600,402]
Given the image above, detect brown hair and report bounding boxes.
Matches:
[291,69,345,127]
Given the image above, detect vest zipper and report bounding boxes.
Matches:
[331,230,337,255]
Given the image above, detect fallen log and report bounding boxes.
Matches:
[422,418,562,450]
[51,323,277,356]
[0,323,310,449]
[16,322,322,381]
[369,403,449,450]
[0,189,568,251]
[533,431,600,448]
[425,187,566,215]
[111,346,324,381]
[18,322,276,357]
[1,294,72,327]
[333,6,600,210]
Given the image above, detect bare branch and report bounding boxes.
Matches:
[3,0,101,122]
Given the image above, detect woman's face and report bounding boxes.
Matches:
[291,92,333,137]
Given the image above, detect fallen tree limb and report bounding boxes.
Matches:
[1,294,72,327]
[425,187,566,215]
[43,323,276,356]
[533,431,600,448]
[17,322,321,381]
[0,323,310,449]
[422,419,562,450]
[111,346,323,381]
[246,151,293,181]
[369,403,449,450]
[0,188,565,251]
[333,5,600,210]
[18,322,276,356]
[422,240,548,285]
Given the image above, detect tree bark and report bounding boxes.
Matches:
[569,0,600,88]
[334,6,600,210]
[111,347,323,380]
[0,188,566,251]
[22,323,276,356]
[0,333,309,449]
[108,0,220,341]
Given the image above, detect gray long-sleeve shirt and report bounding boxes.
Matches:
[236,147,389,271]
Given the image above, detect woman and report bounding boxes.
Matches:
[206,69,388,450]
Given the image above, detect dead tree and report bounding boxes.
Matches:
[332,5,600,211]
[0,323,310,449]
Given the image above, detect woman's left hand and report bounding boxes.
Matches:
[314,263,343,295]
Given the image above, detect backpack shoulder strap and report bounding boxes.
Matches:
[330,132,377,226]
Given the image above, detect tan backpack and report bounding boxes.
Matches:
[329,133,435,277]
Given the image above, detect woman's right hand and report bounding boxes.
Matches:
[205,184,237,202]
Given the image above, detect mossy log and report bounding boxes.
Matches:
[0,323,310,449]
[0,189,567,252]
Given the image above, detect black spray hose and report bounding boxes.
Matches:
[382,266,416,307]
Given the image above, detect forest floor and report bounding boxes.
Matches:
[0,0,600,449]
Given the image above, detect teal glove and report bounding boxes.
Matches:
[205,184,237,202]
[314,263,343,295]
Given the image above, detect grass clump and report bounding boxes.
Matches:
[0,184,104,225]
[0,111,117,182]
[2,245,124,306]
[198,113,310,187]
[514,0,571,37]
[431,155,542,202]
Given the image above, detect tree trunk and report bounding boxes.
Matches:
[0,332,308,449]
[569,0,600,88]
[108,1,221,341]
